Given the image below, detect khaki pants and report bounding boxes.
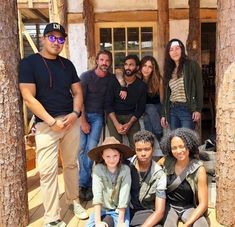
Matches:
[107,114,140,149]
[35,117,80,223]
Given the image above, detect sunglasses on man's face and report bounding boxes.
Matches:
[45,35,65,44]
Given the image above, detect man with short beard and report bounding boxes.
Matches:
[78,50,113,201]
[105,54,147,148]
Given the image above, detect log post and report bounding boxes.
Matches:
[157,0,169,75]
[186,0,201,62]
[48,0,67,57]
[186,0,202,138]
[0,1,28,226]
[216,1,235,226]
[83,0,96,69]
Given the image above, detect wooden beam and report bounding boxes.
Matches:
[21,21,38,53]
[200,9,217,20]
[95,11,158,22]
[187,0,201,62]
[18,10,24,58]
[157,0,169,74]
[28,0,33,8]
[48,0,67,26]
[22,18,48,23]
[67,13,83,24]
[170,8,188,19]
[17,0,48,2]
[48,0,67,57]
[83,0,96,68]
[17,3,48,9]
[187,0,202,139]
[94,9,216,23]
[169,8,217,20]
[29,9,49,22]
[18,10,29,135]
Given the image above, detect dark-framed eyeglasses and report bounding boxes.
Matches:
[45,35,65,44]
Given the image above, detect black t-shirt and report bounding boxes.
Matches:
[19,53,80,122]
[167,173,194,208]
[146,92,160,104]
[129,162,145,210]
[105,75,147,119]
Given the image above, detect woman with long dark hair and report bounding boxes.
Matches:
[161,39,203,130]
[140,56,164,141]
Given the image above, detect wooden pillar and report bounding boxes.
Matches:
[0,1,28,225]
[157,0,169,75]
[83,0,96,69]
[186,0,202,138]
[48,0,67,57]
[216,1,235,226]
[18,10,29,135]
[49,0,67,26]
[186,0,201,62]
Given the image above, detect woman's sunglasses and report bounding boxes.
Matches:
[45,35,65,44]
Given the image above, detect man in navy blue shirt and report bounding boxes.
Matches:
[19,22,88,227]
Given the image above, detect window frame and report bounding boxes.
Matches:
[95,22,157,70]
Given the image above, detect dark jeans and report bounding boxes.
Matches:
[144,104,163,137]
[169,105,195,130]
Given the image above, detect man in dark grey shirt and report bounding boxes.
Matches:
[78,50,113,201]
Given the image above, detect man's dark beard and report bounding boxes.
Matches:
[124,68,137,77]
[99,65,109,72]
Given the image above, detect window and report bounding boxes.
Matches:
[96,22,157,70]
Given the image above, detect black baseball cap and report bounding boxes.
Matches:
[43,22,67,37]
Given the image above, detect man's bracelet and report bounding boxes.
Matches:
[72,110,82,118]
[49,119,57,127]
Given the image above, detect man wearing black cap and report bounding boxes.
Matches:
[19,22,88,227]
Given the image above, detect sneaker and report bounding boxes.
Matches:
[45,220,66,227]
[79,187,87,201]
[85,187,93,201]
[73,202,89,220]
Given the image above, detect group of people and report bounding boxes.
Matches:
[86,129,208,227]
[18,22,206,227]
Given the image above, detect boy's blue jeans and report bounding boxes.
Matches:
[86,208,130,227]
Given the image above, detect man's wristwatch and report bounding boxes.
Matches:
[72,110,82,118]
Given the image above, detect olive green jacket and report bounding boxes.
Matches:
[162,60,203,122]
[130,156,167,210]
[163,156,203,207]
[92,163,131,210]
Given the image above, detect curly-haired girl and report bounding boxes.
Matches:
[159,128,208,227]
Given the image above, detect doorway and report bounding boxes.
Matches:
[201,22,216,142]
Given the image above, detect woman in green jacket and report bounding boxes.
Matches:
[161,39,203,130]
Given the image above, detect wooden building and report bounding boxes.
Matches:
[18,0,217,142]
[13,1,235,226]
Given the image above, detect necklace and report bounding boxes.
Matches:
[136,161,152,184]
[39,53,66,88]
